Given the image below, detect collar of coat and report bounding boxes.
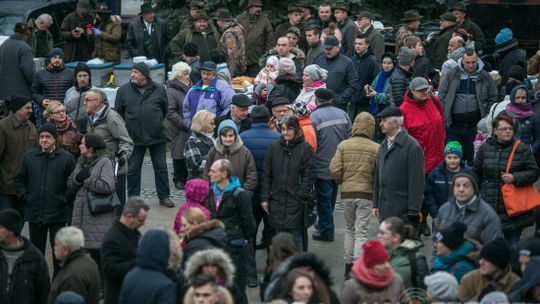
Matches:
[193,77,218,91]
[8,113,31,129]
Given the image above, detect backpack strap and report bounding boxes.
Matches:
[407,250,418,288]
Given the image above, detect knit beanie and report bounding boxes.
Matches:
[452,172,478,194]
[444,141,463,159]
[74,62,92,88]
[398,47,416,65]
[132,62,150,79]
[423,272,459,301]
[507,65,525,82]
[480,238,511,270]
[279,57,296,76]
[9,95,31,113]
[84,133,107,151]
[251,106,270,123]
[38,123,58,139]
[184,179,210,204]
[266,56,280,69]
[217,119,238,137]
[48,47,64,59]
[436,221,467,250]
[495,28,513,45]
[303,64,328,81]
[183,42,199,57]
[0,209,23,236]
[362,240,389,268]
[479,291,509,304]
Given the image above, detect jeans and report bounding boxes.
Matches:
[315,179,339,237]
[504,228,523,247]
[115,174,126,218]
[127,143,170,199]
[225,244,247,304]
[343,198,373,264]
[275,228,303,248]
[446,124,477,165]
[29,222,66,277]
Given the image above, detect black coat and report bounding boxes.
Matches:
[314,53,358,107]
[31,66,74,105]
[101,220,141,304]
[390,66,413,107]
[0,237,50,304]
[413,55,439,88]
[261,133,316,229]
[351,48,381,112]
[0,34,34,100]
[182,219,227,267]
[473,137,540,231]
[267,75,302,109]
[125,17,169,63]
[14,147,76,224]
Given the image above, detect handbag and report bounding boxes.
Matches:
[501,140,540,217]
[302,195,317,228]
[87,191,120,215]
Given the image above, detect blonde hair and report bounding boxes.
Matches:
[170,61,192,80]
[182,208,208,226]
[191,110,216,133]
[43,100,63,118]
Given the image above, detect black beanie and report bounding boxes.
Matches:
[251,106,270,123]
[10,95,31,113]
[38,122,58,139]
[507,65,525,82]
[84,133,106,151]
[452,172,478,194]
[132,62,150,79]
[183,42,199,57]
[74,62,92,85]
[480,238,511,270]
[0,209,23,236]
[436,221,467,250]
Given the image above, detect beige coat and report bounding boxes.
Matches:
[527,51,540,92]
[459,268,520,302]
[90,16,122,64]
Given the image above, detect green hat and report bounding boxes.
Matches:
[139,3,154,15]
[287,4,302,13]
[444,141,463,158]
[192,10,209,20]
[450,2,468,14]
[214,8,233,21]
[333,1,350,13]
[439,12,456,22]
[402,9,423,22]
[189,1,205,9]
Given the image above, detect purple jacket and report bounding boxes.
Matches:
[183,77,234,128]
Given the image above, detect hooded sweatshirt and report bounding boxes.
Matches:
[173,179,211,234]
[65,63,97,123]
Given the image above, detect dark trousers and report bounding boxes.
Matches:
[128,143,170,199]
[172,159,187,184]
[29,222,65,276]
[88,248,103,285]
[504,227,523,247]
[0,193,17,211]
[315,179,339,237]
[225,245,247,304]
[115,173,126,218]
[446,124,477,165]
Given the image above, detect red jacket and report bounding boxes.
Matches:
[400,92,445,175]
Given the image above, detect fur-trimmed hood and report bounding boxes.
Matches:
[184,249,235,286]
[185,219,225,240]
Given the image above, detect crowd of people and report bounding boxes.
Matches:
[1,0,540,303]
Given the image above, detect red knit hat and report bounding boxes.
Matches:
[362,240,389,268]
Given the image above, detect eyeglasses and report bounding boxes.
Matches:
[84,98,100,102]
[50,109,65,115]
[497,127,514,132]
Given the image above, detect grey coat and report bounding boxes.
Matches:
[68,154,116,249]
[0,34,34,100]
[166,79,190,160]
[373,130,425,220]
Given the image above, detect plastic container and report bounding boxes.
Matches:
[101,87,118,108]
[113,63,165,86]
[65,61,114,87]
[133,56,147,63]
[33,57,47,72]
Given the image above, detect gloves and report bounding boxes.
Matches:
[92,28,102,37]
[115,151,127,167]
[75,168,91,183]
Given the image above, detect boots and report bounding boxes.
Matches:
[345,263,353,279]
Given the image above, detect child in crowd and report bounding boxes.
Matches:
[254,56,279,86]
[173,179,211,235]
[473,118,489,158]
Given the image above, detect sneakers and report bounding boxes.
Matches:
[312,232,334,242]
[159,198,175,208]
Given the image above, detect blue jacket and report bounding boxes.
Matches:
[240,123,280,179]
[183,77,234,128]
[424,160,472,218]
[433,241,476,283]
[119,230,176,304]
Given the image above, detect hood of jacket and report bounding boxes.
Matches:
[184,249,235,286]
[352,111,375,139]
[457,56,485,76]
[168,78,191,93]
[185,219,225,240]
[55,291,85,304]
[137,229,170,273]
[448,47,465,61]
[434,241,476,268]
[211,176,241,196]
[215,119,244,154]
[511,256,540,301]
[396,238,424,252]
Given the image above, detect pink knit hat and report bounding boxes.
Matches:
[184,179,210,204]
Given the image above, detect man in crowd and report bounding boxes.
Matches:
[310,88,351,242]
[430,12,458,70]
[182,42,202,83]
[304,24,324,65]
[373,107,424,228]
[236,0,273,77]
[314,35,357,112]
[180,1,209,31]
[14,123,75,274]
[60,0,94,62]
[351,33,381,117]
[215,94,251,136]
[101,197,149,304]
[214,8,246,77]
[511,207,540,275]
[450,2,486,52]
[275,36,303,79]
[0,97,37,211]
[115,62,174,208]
[49,226,100,304]
[297,3,314,25]
[65,62,97,125]
[125,3,169,64]
[207,159,256,304]
[390,47,415,107]
[185,275,227,304]
[0,209,50,304]
[274,5,303,43]
[269,97,292,131]
[438,48,497,164]
[333,1,358,57]
[85,89,134,215]
[441,36,466,80]
[356,11,384,63]
[395,10,422,54]
[0,23,34,106]
[315,2,335,29]
[27,14,54,57]
[31,47,73,128]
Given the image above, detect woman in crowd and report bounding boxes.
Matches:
[294,64,327,112]
[68,133,116,274]
[288,101,317,151]
[184,110,215,180]
[167,62,192,190]
[340,240,409,304]
[261,115,316,247]
[367,53,395,141]
[45,100,82,156]
[88,3,122,64]
[474,115,540,245]
[280,269,315,304]
[173,179,210,235]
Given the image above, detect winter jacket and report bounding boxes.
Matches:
[182,220,227,267]
[438,58,498,128]
[184,132,214,180]
[330,112,379,199]
[0,114,37,195]
[183,77,234,128]
[267,75,303,108]
[510,233,540,276]
[167,79,191,160]
[48,249,100,304]
[340,267,408,304]
[509,256,540,302]
[528,51,540,92]
[299,116,317,152]
[458,18,486,51]
[31,66,74,105]
[14,147,76,223]
[294,82,326,111]
[236,11,273,67]
[101,220,141,304]
[310,103,352,180]
[261,133,316,229]
[314,54,358,108]
[60,12,93,62]
[433,240,477,283]
[498,47,526,86]
[0,34,34,100]
[338,18,359,57]
[207,177,256,241]
[424,160,472,218]
[90,16,122,64]
[436,196,503,244]
[473,137,540,231]
[400,92,445,174]
[389,65,413,107]
[413,55,439,88]
[186,57,201,84]
[68,154,116,249]
[370,71,393,107]
[305,41,324,66]
[240,122,280,187]
[125,16,169,63]
[169,26,220,63]
[498,109,540,154]
[119,230,176,304]
[361,25,385,63]
[459,267,519,302]
[429,24,457,70]
[351,48,381,111]
[219,21,246,76]
[65,85,97,124]
[86,104,134,176]
[26,18,53,57]
[0,237,50,304]
[388,239,429,289]
[115,80,167,146]
[373,129,425,220]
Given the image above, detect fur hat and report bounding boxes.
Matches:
[362,240,389,268]
[9,95,31,113]
[0,209,23,236]
[132,62,150,79]
[185,249,235,286]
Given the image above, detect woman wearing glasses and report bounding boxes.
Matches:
[45,100,82,156]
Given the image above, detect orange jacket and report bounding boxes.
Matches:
[299,116,317,152]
